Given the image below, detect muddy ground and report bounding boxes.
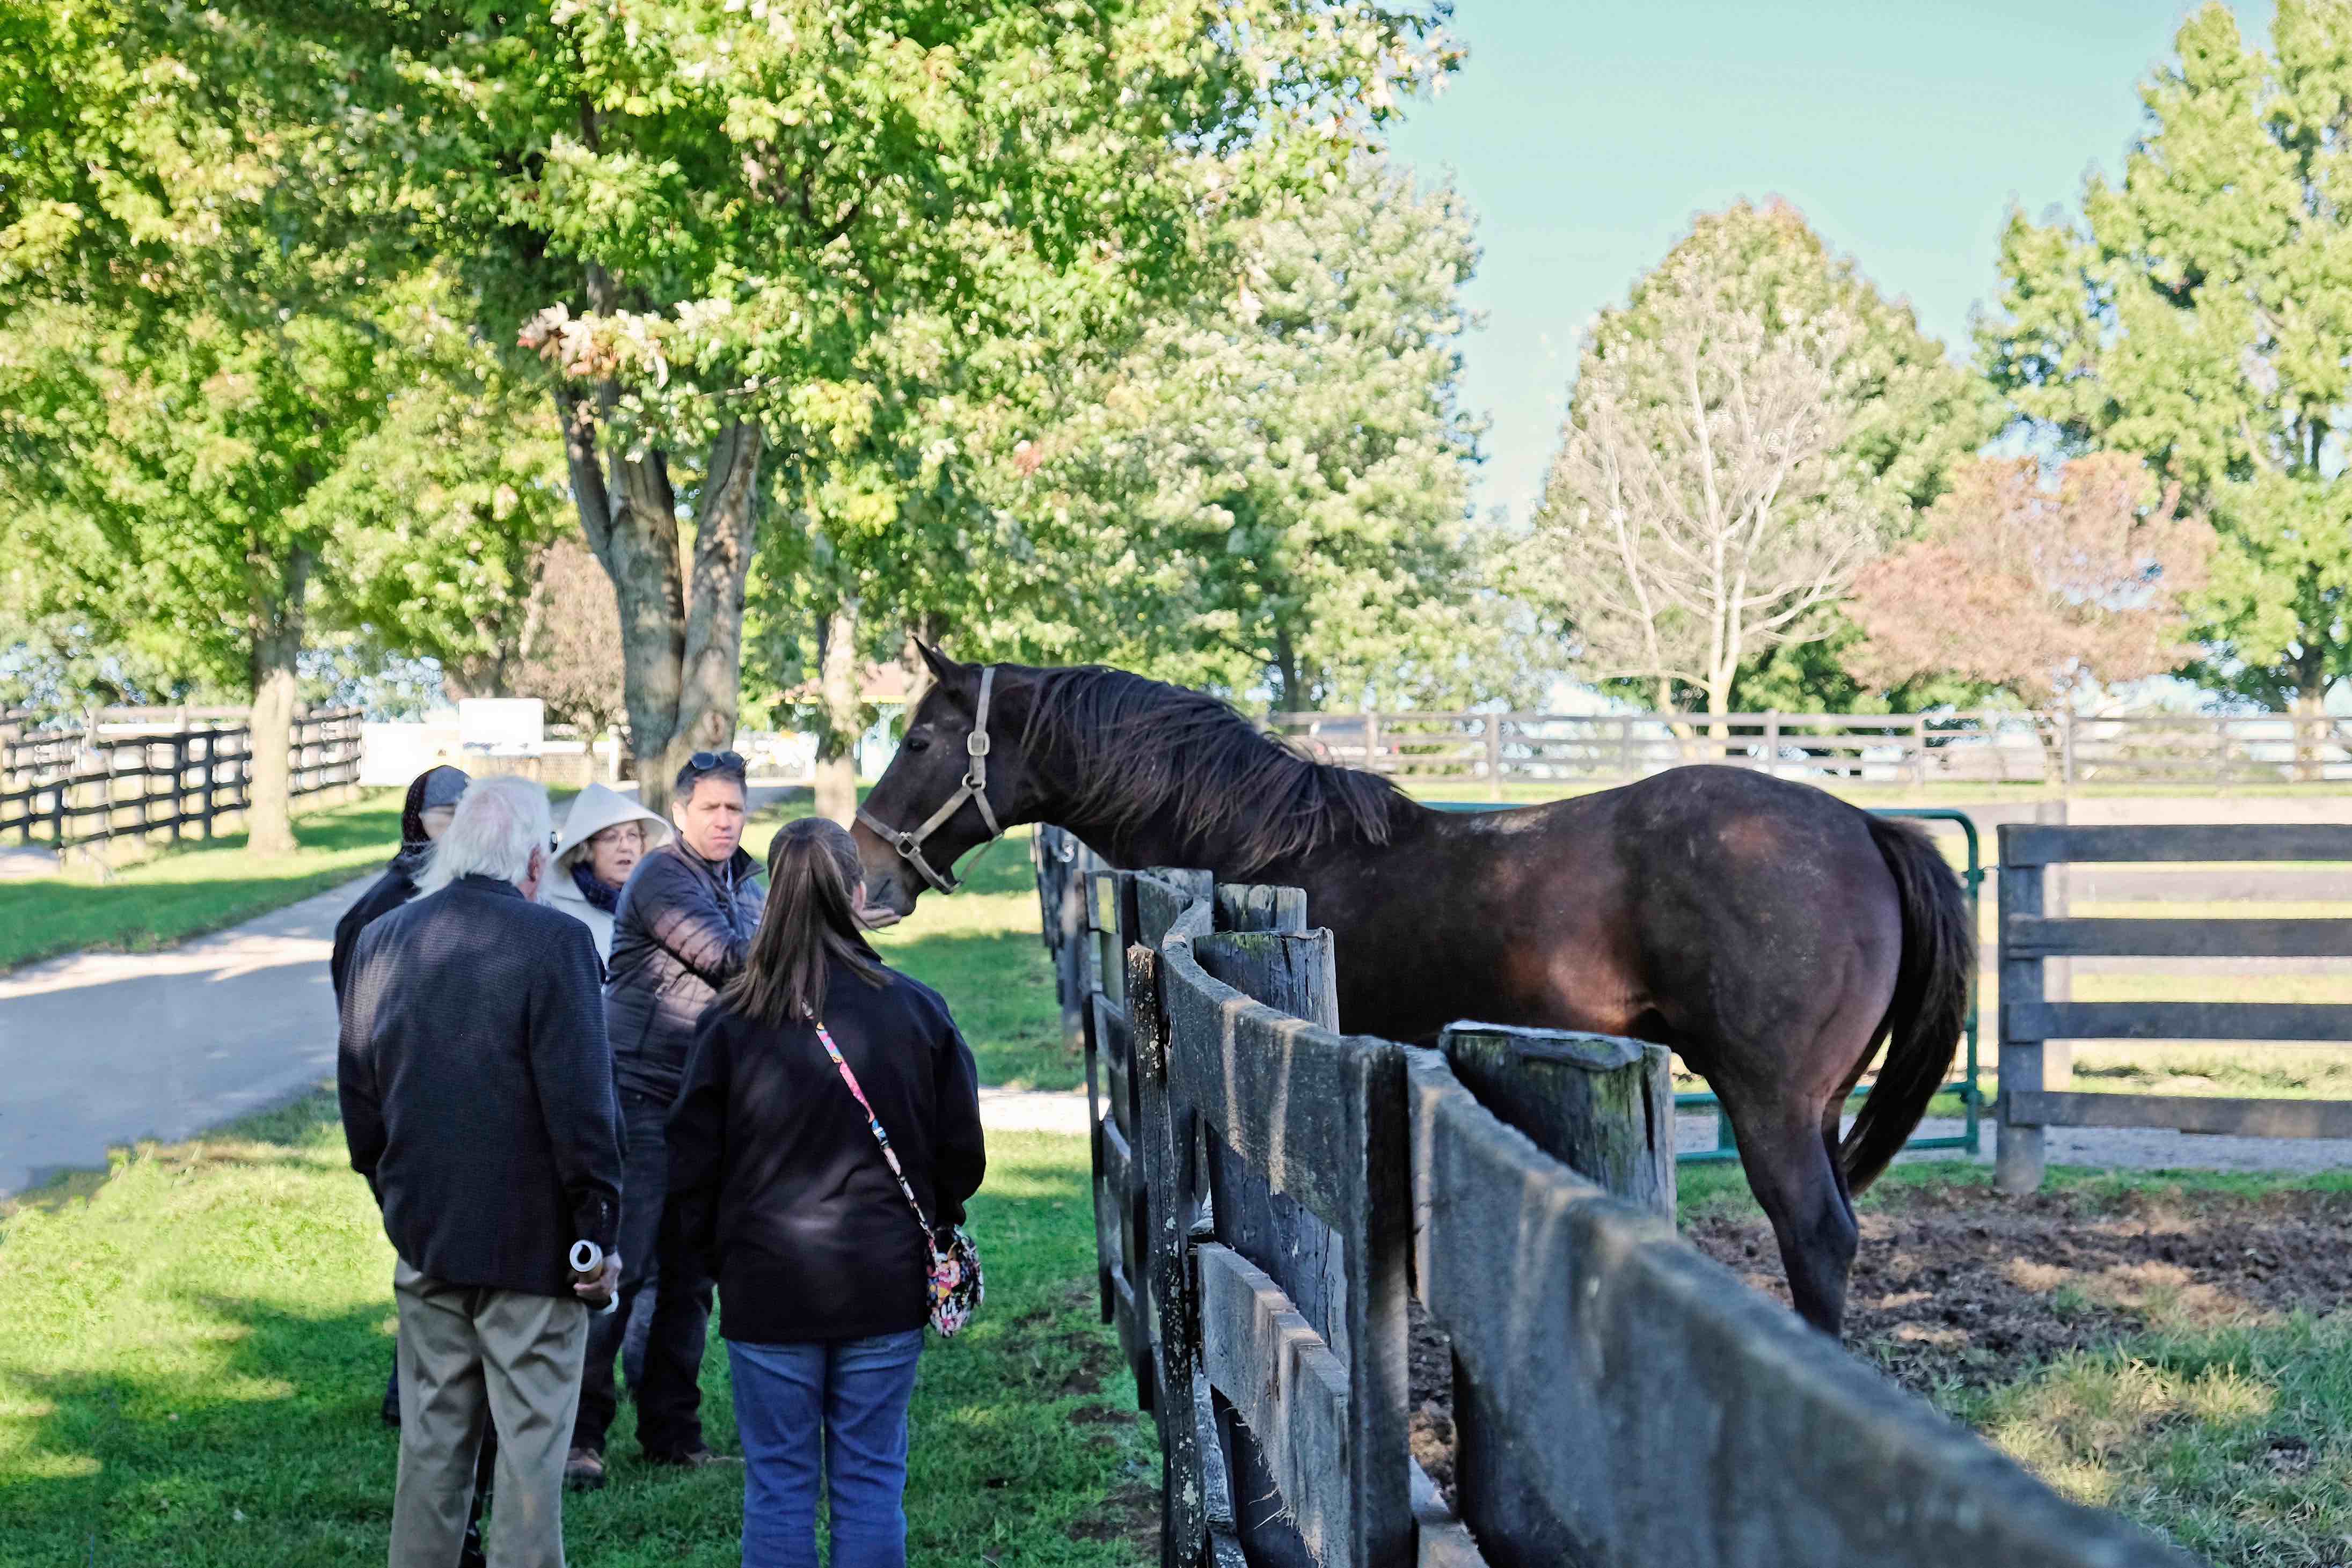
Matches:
[1403,1183,2352,1506]
[1686,1183,2352,1394]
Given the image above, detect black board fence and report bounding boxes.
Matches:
[1033,824,2196,1568]
[0,708,361,854]
[1995,822,2352,1192]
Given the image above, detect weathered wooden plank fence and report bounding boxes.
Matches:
[1995,822,2352,1192]
[1268,708,2352,789]
[1033,825,2196,1568]
[0,707,361,853]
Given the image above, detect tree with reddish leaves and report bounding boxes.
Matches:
[1847,455,2216,708]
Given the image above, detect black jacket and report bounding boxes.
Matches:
[331,771,449,1005]
[667,954,987,1343]
[604,840,764,1103]
[339,875,624,1296]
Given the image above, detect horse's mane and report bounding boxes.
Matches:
[1021,667,1405,875]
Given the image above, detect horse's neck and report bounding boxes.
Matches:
[1036,738,1412,891]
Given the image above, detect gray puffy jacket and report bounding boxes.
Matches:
[603,840,764,1103]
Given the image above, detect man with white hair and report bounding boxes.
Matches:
[339,775,625,1568]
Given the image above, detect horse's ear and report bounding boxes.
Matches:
[916,641,960,684]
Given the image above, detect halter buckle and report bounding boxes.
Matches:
[966,731,991,757]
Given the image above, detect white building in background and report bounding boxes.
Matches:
[361,698,598,787]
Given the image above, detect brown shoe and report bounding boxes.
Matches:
[564,1447,607,1491]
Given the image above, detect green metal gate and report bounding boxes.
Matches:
[1426,802,1984,1164]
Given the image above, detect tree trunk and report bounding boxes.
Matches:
[1703,668,1734,745]
[814,590,862,825]
[1271,619,1306,714]
[558,382,688,814]
[2292,681,2329,785]
[246,547,311,857]
[668,419,765,792]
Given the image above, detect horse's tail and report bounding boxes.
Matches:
[1839,816,1976,1195]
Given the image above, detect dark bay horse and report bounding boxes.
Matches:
[853,653,1974,1336]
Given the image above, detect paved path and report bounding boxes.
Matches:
[0,877,373,1198]
[0,868,1097,1200]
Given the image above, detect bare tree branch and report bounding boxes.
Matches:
[1524,259,1891,716]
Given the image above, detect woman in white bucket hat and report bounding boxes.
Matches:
[543,782,674,962]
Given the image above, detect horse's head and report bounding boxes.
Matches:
[852,646,1039,917]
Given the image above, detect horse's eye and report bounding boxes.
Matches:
[904,735,931,753]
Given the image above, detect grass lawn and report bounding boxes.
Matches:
[0,808,1148,1567]
[0,1102,1151,1567]
[0,792,405,974]
[1682,1160,2352,1566]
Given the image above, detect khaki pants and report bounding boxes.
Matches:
[391,1260,588,1568]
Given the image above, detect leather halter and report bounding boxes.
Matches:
[857,665,1001,895]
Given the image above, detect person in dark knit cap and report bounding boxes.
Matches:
[332,764,471,1005]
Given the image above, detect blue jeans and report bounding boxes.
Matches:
[727,1330,925,1568]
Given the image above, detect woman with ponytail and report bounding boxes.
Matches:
[665,817,985,1568]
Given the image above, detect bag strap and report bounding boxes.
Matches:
[814,1022,936,1236]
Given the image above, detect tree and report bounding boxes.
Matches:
[312,290,575,703]
[1981,1,2352,739]
[1849,455,2215,707]
[1524,202,1992,719]
[295,0,1460,811]
[0,1,400,851]
[1025,162,1506,711]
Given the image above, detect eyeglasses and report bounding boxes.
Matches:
[685,750,746,775]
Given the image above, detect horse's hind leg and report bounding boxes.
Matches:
[1720,1090,1858,1337]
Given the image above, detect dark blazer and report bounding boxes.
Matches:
[604,840,764,1103]
[667,952,987,1343]
[339,875,623,1296]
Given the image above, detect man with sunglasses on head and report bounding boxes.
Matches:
[567,750,761,1488]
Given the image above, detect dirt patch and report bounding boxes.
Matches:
[1686,1184,2352,1394]
[1407,1300,1457,1503]
[1066,1480,1159,1554]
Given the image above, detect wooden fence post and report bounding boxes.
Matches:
[200,730,218,841]
[2034,801,2072,1090]
[1439,1024,1676,1219]
[1131,940,1211,1568]
[1484,713,1502,800]
[1762,713,1780,779]
[1192,913,1346,1568]
[1364,710,1381,774]
[1995,824,2049,1195]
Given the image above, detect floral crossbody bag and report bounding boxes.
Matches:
[814,1022,984,1336]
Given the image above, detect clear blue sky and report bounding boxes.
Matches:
[1383,0,2274,525]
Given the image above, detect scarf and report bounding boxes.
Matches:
[572,860,623,915]
[389,839,433,882]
